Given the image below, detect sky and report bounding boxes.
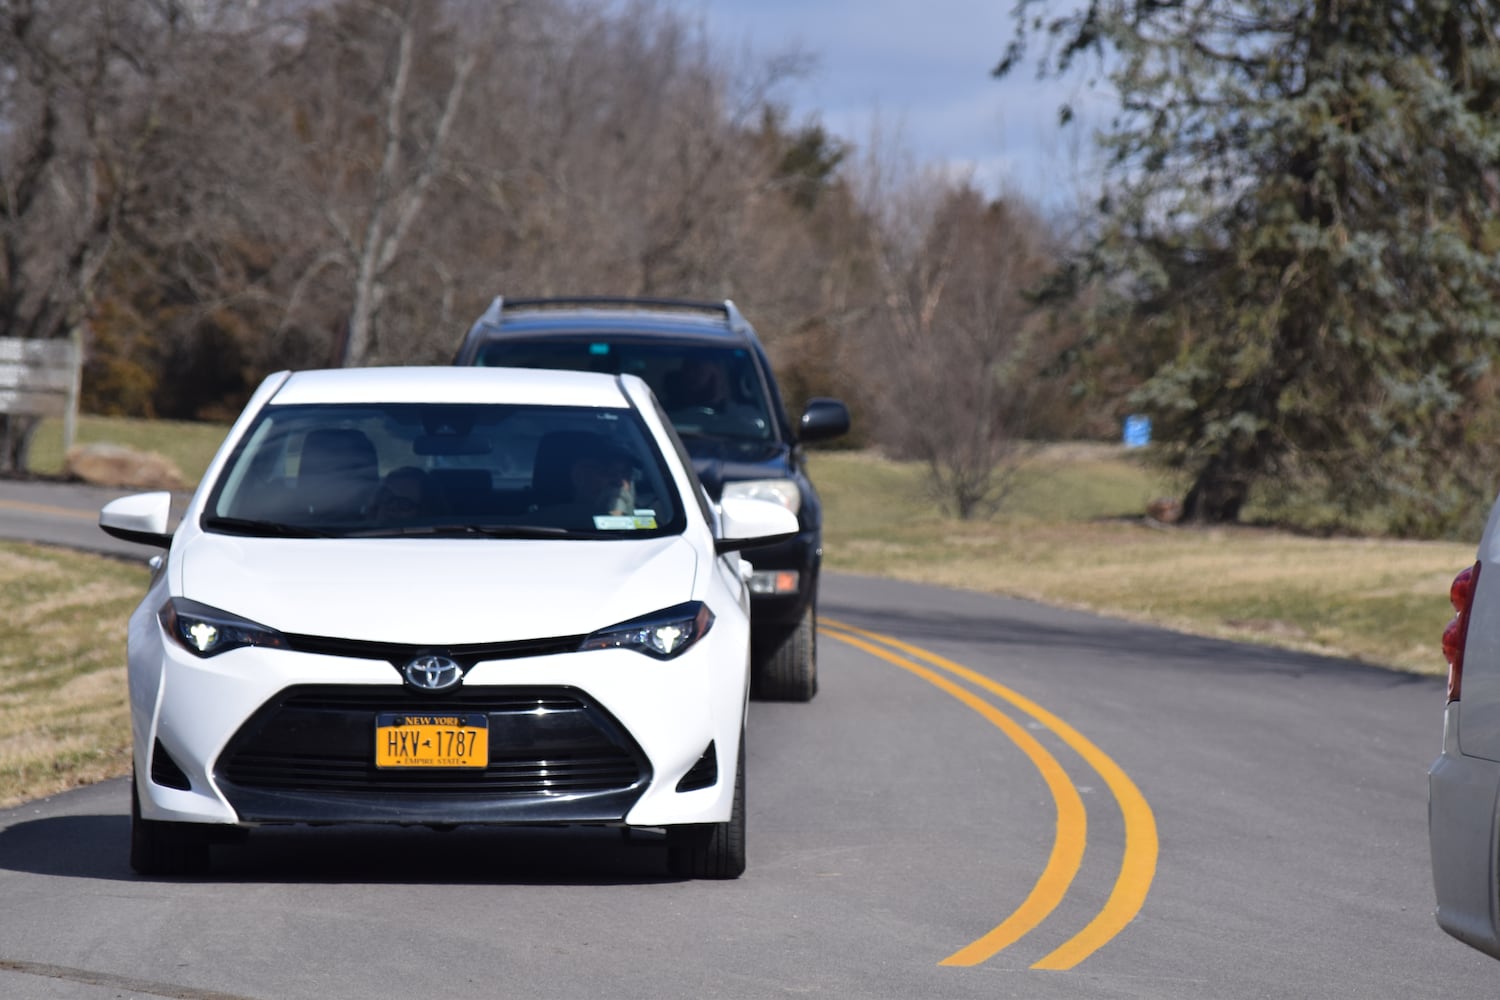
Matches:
[687,0,1108,210]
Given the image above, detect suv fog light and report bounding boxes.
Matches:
[747,570,799,595]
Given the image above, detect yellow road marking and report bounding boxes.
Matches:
[0,497,98,522]
[820,625,1087,963]
[822,617,1158,971]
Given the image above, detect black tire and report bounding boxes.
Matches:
[751,604,817,702]
[130,771,211,877]
[667,740,746,879]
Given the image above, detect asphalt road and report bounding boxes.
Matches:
[0,478,185,561]
[0,482,1494,998]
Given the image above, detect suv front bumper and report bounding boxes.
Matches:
[741,528,819,629]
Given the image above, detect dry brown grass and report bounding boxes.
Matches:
[814,450,1472,675]
[0,543,144,807]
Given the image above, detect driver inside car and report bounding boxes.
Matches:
[570,448,636,516]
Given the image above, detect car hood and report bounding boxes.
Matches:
[176,532,700,645]
[682,437,791,500]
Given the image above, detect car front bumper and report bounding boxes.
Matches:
[131,607,747,831]
[741,528,819,627]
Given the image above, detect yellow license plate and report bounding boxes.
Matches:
[375,713,489,769]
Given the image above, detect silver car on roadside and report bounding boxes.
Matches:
[1430,498,1500,958]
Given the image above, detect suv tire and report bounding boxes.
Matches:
[752,605,817,702]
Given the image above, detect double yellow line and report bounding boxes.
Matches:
[820,617,1158,970]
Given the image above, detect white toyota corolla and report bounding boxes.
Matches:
[100,366,796,879]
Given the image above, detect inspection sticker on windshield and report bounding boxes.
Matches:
[593,509,658,530]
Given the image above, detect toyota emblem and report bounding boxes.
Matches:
[402,654,462,692]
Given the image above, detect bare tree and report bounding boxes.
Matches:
[856,152,1058,518]
[83,0,841,406]
[1,0,1061,457]
[334,1,476,365]
[0,0,198,464]
[81,1,340,418]
[449,1,810,300]
[221,0,490,368]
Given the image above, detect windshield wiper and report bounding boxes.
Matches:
[202,516,330,538]
[343,523,570,539]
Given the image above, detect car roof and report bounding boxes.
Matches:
[466,297,756,349]
[268,365,634,408]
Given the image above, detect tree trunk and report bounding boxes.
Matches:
[1181,447,1258,523]
[0,415,41,474]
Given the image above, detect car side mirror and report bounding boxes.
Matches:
[99,491,174,549]
[799,398,850,443]
[715,496,799,554]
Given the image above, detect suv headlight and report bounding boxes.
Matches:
[579,602,715,659]
[159,598,289,658]
[721,478,801,515]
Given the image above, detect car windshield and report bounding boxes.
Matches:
[475,340,775,442]
[203,401,684,539]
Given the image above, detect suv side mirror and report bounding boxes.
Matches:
[798,398,850,443]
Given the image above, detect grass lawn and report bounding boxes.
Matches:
[812,447,1470,676]
[26,413,230,483]
[0,542,143,807]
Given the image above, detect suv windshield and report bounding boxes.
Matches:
[203,401,683,539]
[475,340,775,443]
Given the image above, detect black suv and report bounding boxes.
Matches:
[454,297,850,701]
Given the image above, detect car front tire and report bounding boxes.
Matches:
[130,770,211,877]
[666,740,746,879]
[751,604,817,702]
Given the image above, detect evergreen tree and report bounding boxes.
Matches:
[1001,0,1500,533]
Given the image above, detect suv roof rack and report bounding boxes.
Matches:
[480,296,752,336]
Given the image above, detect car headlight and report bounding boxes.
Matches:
[721,478,801,515]
[578,602,715,659]
[159,597,289,658]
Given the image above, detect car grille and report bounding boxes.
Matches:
[215,685,650,824]
[281,633,585,669]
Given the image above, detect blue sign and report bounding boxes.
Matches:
[1123,415,1151,448]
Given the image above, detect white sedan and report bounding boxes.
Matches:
[100,366,797,879]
